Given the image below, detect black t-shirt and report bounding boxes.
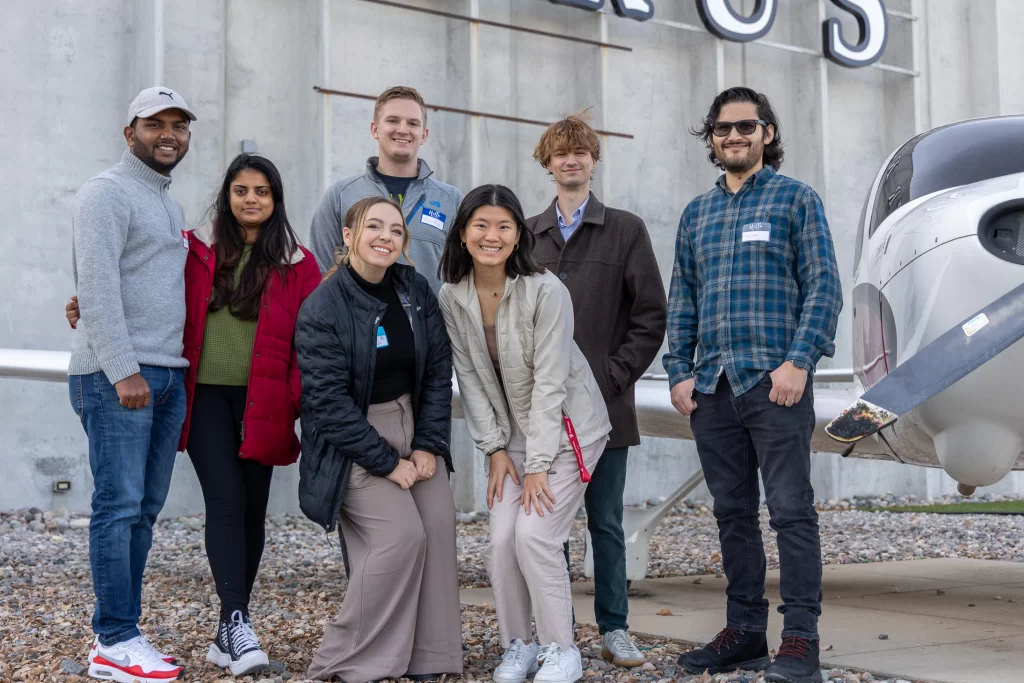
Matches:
[349,267,415,404]
[375,170,415,205]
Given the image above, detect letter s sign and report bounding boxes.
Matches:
[823,0,888,68]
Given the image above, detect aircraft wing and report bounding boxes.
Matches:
[453,377,895,459]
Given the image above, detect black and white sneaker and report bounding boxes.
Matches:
[206,610,270,676]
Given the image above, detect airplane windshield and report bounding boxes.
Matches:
[869,116,1024,236]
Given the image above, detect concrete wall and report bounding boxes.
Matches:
[3,0,1024,515]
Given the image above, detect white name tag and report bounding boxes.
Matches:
[741,222,771,242]
[420,208,446,231]
[963,313,989,337]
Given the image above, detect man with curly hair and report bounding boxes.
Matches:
[664,87,842,683]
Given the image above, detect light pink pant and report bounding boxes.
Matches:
[486,426,607,650]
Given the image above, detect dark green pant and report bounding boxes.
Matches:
[564,445,630,634]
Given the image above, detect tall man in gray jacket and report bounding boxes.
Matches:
[309,85,463,293]
[69,87,195,682]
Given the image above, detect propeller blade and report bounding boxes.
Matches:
[826,280,1024,442]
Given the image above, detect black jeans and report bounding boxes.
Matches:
[690,375,821,639]
[563,444,630,634]
[187,384,274,620]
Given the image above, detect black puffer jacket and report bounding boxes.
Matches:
[295,263,453,532]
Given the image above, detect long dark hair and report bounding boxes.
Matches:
[438,184,543,285]
[208,154,299,320]
[690,86,785,171]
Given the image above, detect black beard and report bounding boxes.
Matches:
[715,141,763,173]
[132,143,184,175]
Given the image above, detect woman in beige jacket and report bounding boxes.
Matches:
[438,184,611,683]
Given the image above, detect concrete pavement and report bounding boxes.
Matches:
[460,558,1024,683]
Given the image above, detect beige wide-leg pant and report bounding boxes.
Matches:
[306,394,464,683]
[486,424,608,650]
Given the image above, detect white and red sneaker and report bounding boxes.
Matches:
[89,635,178,665]
[87,635,183,683]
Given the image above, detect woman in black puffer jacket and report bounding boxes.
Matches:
[294,196,461,683]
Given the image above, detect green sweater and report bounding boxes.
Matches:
[196,245,258,386]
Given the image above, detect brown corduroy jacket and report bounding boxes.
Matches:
[526,193,667,449]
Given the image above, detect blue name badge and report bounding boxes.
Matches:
[741,221,771,242]
[420,208,446,231]
[376,325,389,349]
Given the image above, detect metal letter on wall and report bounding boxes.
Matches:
[548,0,604,10]
[823,0,888,67]
[695,0,777,42]
[548,0,654,22]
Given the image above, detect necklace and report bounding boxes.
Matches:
[476,275,504,299]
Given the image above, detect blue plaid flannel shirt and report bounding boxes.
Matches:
[663,166,843,396]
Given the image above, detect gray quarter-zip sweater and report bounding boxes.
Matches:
[309,157,463,294]
[69,150,189,384]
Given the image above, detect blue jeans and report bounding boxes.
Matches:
[689,375,821,640]
[69,366,186,646]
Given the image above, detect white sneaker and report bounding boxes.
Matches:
[493,638,540,683]
[534,643,583,683]
[87,635,183,683]
[89,635,177,665]
[601,629,645,667]
[206,610,270,676]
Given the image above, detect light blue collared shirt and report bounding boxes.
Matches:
[555,196,590,243]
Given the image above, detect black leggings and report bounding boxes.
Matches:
[187,384,274,620]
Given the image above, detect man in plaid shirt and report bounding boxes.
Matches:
[664,87,842,683]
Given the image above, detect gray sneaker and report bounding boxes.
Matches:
[601,629,645,668]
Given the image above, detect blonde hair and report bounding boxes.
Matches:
[533,108,602,170]
[323,196,414,281]
[373,86,428,126]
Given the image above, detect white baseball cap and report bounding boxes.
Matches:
[128,86,197,125]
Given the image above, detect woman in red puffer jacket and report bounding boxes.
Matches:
[179,154,320,675]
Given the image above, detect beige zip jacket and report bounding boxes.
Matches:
[438,269,611,474]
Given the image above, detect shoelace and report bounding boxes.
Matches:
[777,636,811,659]
[502,640,530,668]
[607,631,640,655]
[138,635,170,661]
[537,643,560,667]
[120,637,170,666]
[708,627,740,653]
[229,610,261,655]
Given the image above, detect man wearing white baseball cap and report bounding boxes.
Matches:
[69,86,195,683]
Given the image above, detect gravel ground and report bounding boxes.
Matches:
[4,496,1017,683]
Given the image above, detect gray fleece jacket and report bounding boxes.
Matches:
[308,157,463,294]
[69,150,189,384]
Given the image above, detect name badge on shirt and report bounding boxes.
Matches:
[420,208,446,231]
[741,222,771,242]
[181,229,189,249]
[376,325,389,349]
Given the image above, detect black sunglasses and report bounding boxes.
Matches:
[712,119,768,137]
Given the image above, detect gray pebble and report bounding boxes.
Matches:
[29,520,45,533]
[878,633,889,640]
[60,659,86,675]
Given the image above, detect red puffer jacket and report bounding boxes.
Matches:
[179,223,322,465]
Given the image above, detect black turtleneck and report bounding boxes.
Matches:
[349,266,415,404]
